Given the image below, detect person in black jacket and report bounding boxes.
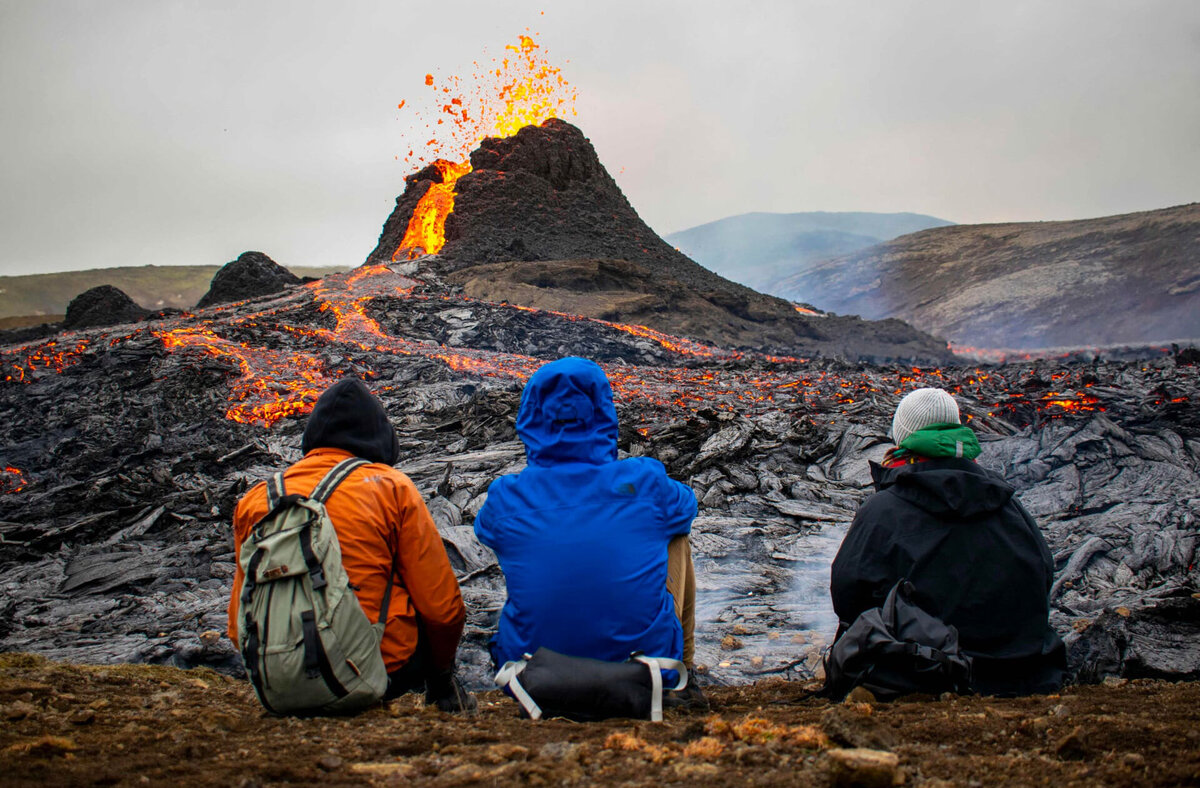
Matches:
[830,387,1066,696]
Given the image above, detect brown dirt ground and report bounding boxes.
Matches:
[1,653,1198,787]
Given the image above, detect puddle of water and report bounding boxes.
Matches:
[694,524,847,684]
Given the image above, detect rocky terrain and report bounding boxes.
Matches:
[769,202,1200,351]
[61,285,150,330]
[0,260,1196,694]
[365,121,954,363]
[194,252,304,309]
[2,652,1199,787]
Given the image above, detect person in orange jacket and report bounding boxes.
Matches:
[227,377,474,712]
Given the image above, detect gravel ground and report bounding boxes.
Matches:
[2,653,1198,787]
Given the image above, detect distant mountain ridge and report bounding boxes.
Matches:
[666,211,954,291]
[769,203,1200,350]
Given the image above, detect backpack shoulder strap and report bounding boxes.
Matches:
[309,457,370,503]
[376,555,399,626]
[266,472,286,511]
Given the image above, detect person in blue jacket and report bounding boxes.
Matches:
[474,357,705,705]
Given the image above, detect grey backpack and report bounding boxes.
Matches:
[237,458,393,715]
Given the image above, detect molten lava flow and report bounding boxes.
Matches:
[604,321,726,359]
[1040,392,1103,413]
[156,327,339,427]
[393,32,578,261]
[2,466,26,494]
[5,267,1165,433]
[151,265,542,427]
[394,159,473,260]
[2,339,90,382]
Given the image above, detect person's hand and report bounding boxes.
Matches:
[425,671,478,715]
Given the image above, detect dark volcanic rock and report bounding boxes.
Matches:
[446,258,952,363]
[366,120,954,363]
[64,286,150,329]
[434,120,788,300]
[196,252,301,309]
[0,322,60,346]
[2,266,1199,687]
[438,120,723,291]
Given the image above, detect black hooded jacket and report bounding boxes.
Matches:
[301,378,400,465]
[830,458,1066,695]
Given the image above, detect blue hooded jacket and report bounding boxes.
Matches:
[474,357,697,668]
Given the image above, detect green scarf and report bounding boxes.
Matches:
[896,422,981,460]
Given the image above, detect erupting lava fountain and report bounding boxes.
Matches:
[392,33,577,260]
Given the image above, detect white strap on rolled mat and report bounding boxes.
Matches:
[632,656,687,722]
[493,656,542,720]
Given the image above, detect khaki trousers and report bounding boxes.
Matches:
[666,535,697,668]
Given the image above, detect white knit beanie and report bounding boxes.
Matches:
[891,388,960,446]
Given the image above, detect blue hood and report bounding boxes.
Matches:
[516,357,618,466]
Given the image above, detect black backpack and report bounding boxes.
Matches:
[825,579,973,700]
[493,647,687,722]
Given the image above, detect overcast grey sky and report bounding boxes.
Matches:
[1,0,1197,277]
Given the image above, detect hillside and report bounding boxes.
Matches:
[0,265,349,321]
[769,203,1200,350]
[665,212,953,292]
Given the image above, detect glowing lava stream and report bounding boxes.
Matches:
[150,265,814,426]
[498,302,753,361]
[2,466,27,494]
[394,160,473,260]
[1,262,1125,431]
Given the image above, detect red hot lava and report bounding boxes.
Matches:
[2,466,27,495]
[3,339,90,383]
[2,265,1171,439]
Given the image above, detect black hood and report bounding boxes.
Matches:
[300,378,399,465]
[870,458,1014,518]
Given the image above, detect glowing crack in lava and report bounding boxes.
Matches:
[2,266,1149,436]
[2,339,90,382]
[2,466,27,495]
[393,33,577,260]
[1039,391,1103,413]
[499,302,757,361]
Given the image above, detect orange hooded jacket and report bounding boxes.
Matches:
[226,380,465,674]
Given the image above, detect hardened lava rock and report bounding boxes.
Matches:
[195,251,301,309]
[2,266,1198,688]
[64,285,150,329]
